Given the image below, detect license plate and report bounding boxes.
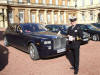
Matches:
[57,48,66,53]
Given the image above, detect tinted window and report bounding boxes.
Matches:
[22,24,46,33]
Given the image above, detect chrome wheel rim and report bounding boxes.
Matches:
[29,45,35,59]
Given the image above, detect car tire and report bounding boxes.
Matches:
[28,43,39,60]
[4,36,9,46]
[92,34,99,41]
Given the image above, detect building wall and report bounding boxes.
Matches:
[6,0,76,25]
[76,0,100,24]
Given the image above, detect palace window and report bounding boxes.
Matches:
[49,0,52,5]
[47,14,50,22]
[19,11,24,23]
[36,0,39,4]
[82,0,84,6]
[60,14,63,22]
[90,11,93,21]
[54,14,57,22]
[67,0,70,7]
[90,0,93,5]
[32,14,35,23]
[9,10,13,23]
[82,11,85,21]
[39,14,44,22]
[27,0,30,3]
[56,0,58,5]
[42,0,46,4]
[62,0,65,6]
[18,0,22,3]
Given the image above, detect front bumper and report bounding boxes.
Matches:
[38,46,66,58]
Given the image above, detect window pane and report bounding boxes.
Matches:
[49,0,52,4]
[42,0,45,4]
[36,0,38,3]
[9,10,13,23]
[47,14,50,22]
[19,11,24,23]
[32,14,35,23]
[56,0,58,5]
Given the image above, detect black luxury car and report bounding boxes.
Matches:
[3,23,67,60]
[78,24,100,41]
[45,24,69,35]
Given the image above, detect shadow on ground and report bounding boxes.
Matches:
[65,50,74,67]
[0,44,9,71]
[42,53,65,60]
[0,31,4,41]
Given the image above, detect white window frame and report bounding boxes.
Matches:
[67,0,69,7]
[90,0,93,5]
[47,14,50,22]
[49,0,52,5]
[60,14,63,22]
[27,0,30,3]
[19,11,24,23]
[54,14,57,22]
[18,0,22,3]
[82,12,85,21]
[42,0,46,4]
[39,14,44,22]
[9,10,14,24]
[82,0,84,6]
[32,14,35,23]
[62,0,65,6]
[36,0,39,4]
[90,11,93,21]
[56,0,58,5]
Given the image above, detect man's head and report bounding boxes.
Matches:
[69,17,77,26]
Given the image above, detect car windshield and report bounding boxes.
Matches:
[22,24,47,33]
[59,25,68,31]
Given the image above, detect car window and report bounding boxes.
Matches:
[22,24,46,33]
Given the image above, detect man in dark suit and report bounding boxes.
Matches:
[67,17,83,75]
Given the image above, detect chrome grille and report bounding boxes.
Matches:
[53,38,66,50]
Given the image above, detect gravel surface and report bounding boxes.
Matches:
[0,29,100,75]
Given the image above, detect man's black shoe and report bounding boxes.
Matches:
[74,70,78,74]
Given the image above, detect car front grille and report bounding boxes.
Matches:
[53,37,66,50]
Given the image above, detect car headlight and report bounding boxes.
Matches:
[44,41,51,44]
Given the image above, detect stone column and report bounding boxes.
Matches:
[51,10,54,24]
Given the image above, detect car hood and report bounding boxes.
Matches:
[26,31,65,39]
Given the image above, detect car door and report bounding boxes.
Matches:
[13,25,28,51]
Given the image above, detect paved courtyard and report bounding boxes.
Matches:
[0,29,100,75]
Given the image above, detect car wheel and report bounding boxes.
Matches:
[4,36,9,46]
[92,34,99,41]
[28,43,39,60]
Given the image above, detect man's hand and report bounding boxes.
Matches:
[68,35,75,41]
